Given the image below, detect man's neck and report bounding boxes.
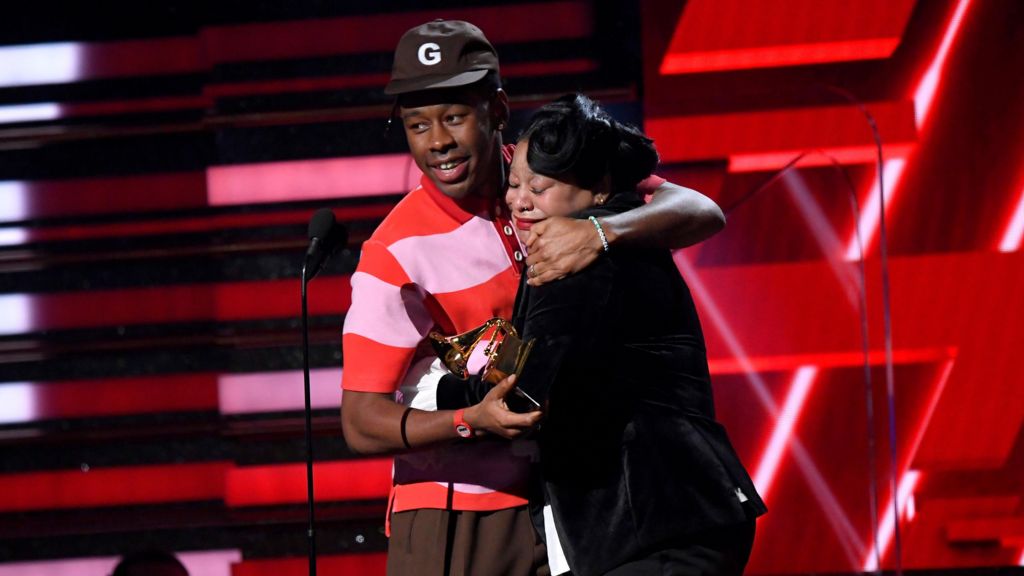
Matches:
[463,140,505,201]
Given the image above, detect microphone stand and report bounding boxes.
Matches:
[300,257,318,576]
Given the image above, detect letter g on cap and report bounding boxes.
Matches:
[418,42,441,66]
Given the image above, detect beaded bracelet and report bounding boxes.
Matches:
[588,216,610,252]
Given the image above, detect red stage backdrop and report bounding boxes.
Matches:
[0,1,1021,574]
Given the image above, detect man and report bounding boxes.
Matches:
[341,19,725,575]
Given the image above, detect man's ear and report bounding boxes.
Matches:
[491,88,510,130]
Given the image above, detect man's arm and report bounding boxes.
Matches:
[524,181,724,286]
[341,239,540,454]
[341,379,540,455]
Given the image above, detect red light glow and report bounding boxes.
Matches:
[0,463,230,511]
[728,144,913,173]
[0,277,350,335]
[225,459,392,506]
[863,359,957,570]
[646,102,916,168]
[231,553,387,576]
[662,39,900,75]
[658,0,915,75]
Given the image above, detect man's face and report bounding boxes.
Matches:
[399,88,501,200]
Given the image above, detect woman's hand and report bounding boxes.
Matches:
[524,217,606,286]
[463,375,542,438]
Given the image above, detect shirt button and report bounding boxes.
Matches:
[503,225,514,236]
[514,251,523,261]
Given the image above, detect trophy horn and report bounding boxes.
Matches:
[428,318,532,383]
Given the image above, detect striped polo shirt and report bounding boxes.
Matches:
[342,149,531,514]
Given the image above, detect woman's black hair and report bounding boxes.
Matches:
[520,94,658,195]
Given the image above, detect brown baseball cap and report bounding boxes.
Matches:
[385,19,500,96]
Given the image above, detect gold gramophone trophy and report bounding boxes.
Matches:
[428,318,539,411]
[428,318,534,385]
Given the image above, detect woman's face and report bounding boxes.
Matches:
[507,138,599,243]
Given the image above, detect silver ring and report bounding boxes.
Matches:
[528,264,536,277]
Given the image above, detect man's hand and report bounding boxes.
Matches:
[524,217,605,286]
[463,375,542,439]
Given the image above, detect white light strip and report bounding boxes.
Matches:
[844,159,906,261]
[0,103,61,124]
[218,368,342,414]
[846,0,974,261]
[0,181,28,222]
[997,186,1024,252]
[0,383,37,425]
[782,170,860,305]
[0,228,28,246]
[0,42,82,88]
[0,549,242,576]
[207,154,420,205]
[905,360,957,468]
[862,470,921,572]
[914,0,974,127]
[0,557,118,576]
[752,366,819,500]
[0,294,33,336]
[862,359,956,569]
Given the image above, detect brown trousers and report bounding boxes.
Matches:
[387,506,549,576]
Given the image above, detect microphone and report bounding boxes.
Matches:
[303,208,347,282]
[298,208,347,576]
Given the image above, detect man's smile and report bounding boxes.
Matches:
[429,157,469,183]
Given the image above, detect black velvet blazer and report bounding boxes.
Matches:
[439,192,766,576]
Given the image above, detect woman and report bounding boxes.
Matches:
[440,94,765,576]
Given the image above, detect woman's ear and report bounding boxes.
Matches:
[593,173,612,205]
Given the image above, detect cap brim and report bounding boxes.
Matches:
[384,69,490,95]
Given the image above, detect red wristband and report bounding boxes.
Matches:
[453,409,474,438]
